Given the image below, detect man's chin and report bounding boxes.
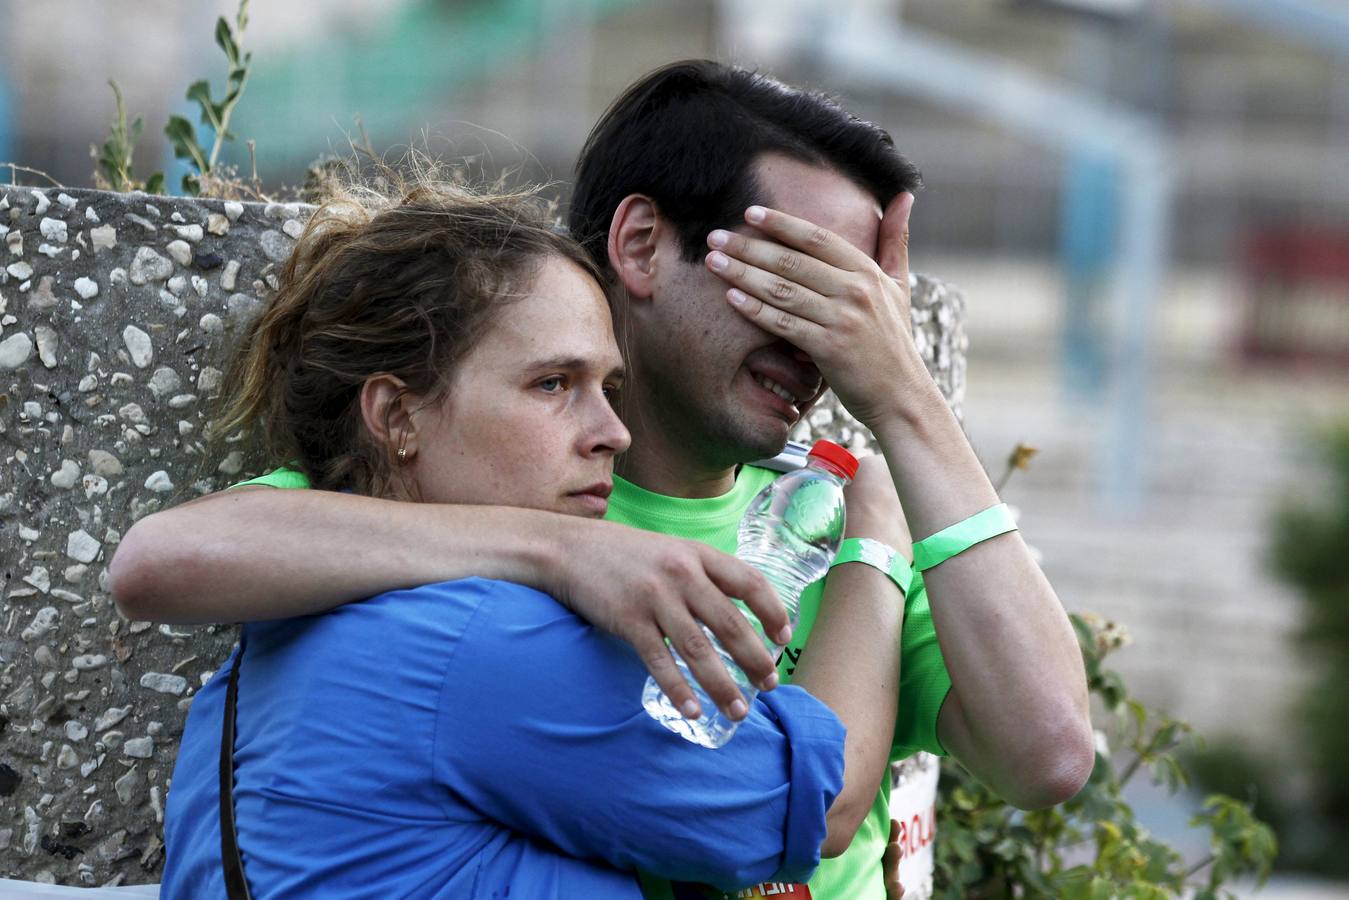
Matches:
[727,416,794,464]
[681,401,795,469]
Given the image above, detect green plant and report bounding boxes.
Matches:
[164,0,254,195]
[91,80,164,195]
[933,611,1277,898]
[1267,423,1349,875]
[1183,736,1313,876]
[91,0,255,198]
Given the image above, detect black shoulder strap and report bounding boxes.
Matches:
[220,646,253,900]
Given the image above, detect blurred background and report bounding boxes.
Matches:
[3,0,1347,892]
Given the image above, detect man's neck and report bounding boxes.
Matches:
[616,419,739,499]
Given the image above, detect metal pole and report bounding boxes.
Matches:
[1059,21,1120,403]
[1060,154,1117,402]
[0,53,13,180]
[1104,149,1171,510]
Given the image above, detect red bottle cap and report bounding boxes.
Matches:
[808,440,859,480]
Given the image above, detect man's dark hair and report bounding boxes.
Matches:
[569,59,922,269]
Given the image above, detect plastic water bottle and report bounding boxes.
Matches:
[642,440,858,748]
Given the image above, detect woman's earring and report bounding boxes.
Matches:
[397,447,407,463]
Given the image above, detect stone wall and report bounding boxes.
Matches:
[0,185,305,885]
[0,183,966,886]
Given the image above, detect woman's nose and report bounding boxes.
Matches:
[587,396,631,457]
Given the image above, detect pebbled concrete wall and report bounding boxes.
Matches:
[0,183,965,886]
[0,185,301,886]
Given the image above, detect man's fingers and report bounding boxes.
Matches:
[877,192,914,283]
[743,205,868,271]
[706,250,830,325]
[725,287,828,348]
[707,229,845,299]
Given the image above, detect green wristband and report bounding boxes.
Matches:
[831,538,913,597]
[912,503,1018,571]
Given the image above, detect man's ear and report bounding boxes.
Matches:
[359,373,418,464]
[607,194,663,300]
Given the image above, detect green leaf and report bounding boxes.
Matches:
[181,172,201,196]
[215,16,239,65]
[1019,865,1056,895]
[165,115,209,176]
[1126,699,1148,740]
[1153,755,1189,793]
[96,79,142,191]
[1152,721,1180,751]
[991,836,1031,862]
[1078,784,1127,829]
[164,114,195,151]
[1137,837,1182,884]
[956,859,982,884]
[186,80,223,130]
[1071,613,1095,653]
[1098,670,1126,710]
[230,54,253,105]
[948,827,977,860]
[185,79,212,106]
[144,172,165,195]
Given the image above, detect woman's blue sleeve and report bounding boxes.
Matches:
[428,579,846,890]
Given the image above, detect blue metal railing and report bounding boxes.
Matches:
[0,55,13,175]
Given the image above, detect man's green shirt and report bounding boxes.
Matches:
[237,465,952,899]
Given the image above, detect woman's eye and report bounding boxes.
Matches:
[538,376,566,393]
[603,384,621,403]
